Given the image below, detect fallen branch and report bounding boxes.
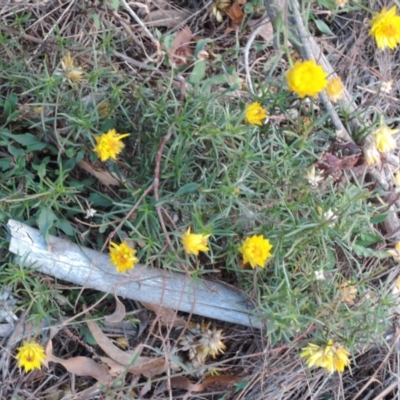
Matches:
[7,219,264,329]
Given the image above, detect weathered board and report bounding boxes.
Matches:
[7,219,264,329]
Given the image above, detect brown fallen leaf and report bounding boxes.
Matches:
[78,160,120,186]
[228,0,244,26]
[169,27,193,67]
[170,375,242,392]
[141,301,187,328]
[45,340,110,382]
[100,355,167,378]
[105,295,126,324]
[85,307,167,377]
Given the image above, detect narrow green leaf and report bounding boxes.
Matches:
[176,183,199,196]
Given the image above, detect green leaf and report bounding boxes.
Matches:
[12,133,46,152]
[37,206,56,244]
[353,244,375,257]
[370,213,389,224]
[7,144,24,156]
[355,232,382,247]
[110,0,119,10]
[55,219,74,236]
[176,183,199,196]
[194,38,212,58]
[315,19,334,35]
[189,60,207,84]
[4,93,18,117]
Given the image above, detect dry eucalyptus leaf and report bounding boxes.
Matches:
[86,308,167,377]
[86,312,138,365]
[45,340,110,382]
[100,355,167,378]
[78,160,120,186]
[105,295,126,324]
[170,375,242,392]
[141,301,187,327]
[170,27,193,67]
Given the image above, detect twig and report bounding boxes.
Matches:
[120,0,162,62]
[153,76,187,248]
[244,20,270,95]
[352,329,400,400]
[288,0,352,142]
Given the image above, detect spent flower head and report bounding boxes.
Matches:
[326,77,345,103]
[338,281,357,304]
[381,79,394,94]
[372,124,398,153]
[182,227,210,255]
[238,234,273,268]
[286,60,328,98]
[300,339,350,373]
[306,165,323,187]
[61,53,84,83]
[369,6,400,50]
[15,340,46,373]
[244,102,267,126]
[109,241,139,273]
[93,129,129,162]
[363,138,381,165]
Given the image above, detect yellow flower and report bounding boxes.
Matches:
[15,341,46,373]
[300,339,350,373]
[93,129,129,162]
[370,6,400,50]
[286,60,328,98]
[182,227,210,255]
[387,241,400,261]
[109,241,139,273]
[238,234,273,268]
[244,102,267,126]
[373,125,398,153]
[61,53,84,83]
[326,77,345,103]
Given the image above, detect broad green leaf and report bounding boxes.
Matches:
[315,19,334,35]
[370,213,389,224]
[37,206,56,244]
[189,60,207,84]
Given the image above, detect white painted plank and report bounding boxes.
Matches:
[7,219,263,329]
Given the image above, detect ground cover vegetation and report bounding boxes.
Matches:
[1,0,400,398]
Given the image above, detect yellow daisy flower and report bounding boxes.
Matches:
[300,339,350,373]
[244,102,267,126]
[238,234,273,268]
[181,227,210,256]
[370,6,400,50]
[373,124,398,153]
[109,241,139,273]
[15,341,46,373]
[286,60,328,98]
[326,77,345,103]
[93,129,129,162]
